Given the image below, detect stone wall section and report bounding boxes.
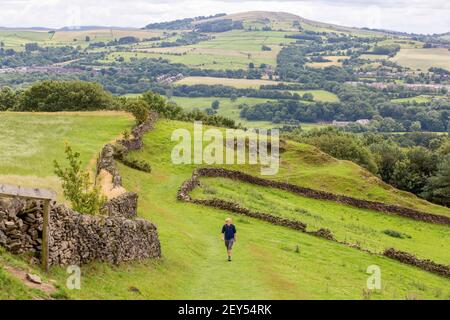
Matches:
[182,168,450,226]
[0,112,161,266]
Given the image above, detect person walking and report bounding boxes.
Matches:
[221,218,237,262]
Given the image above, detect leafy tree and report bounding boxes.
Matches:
[125,99,149,124]
[25,43,40,52]
[142,91,167,114]
[291,128,378,173]
[54,144,106,215]
[302,93,314,101]
[211,100,220,110]
[370,141,404,182]
[18,80,114,112]
[423,154,450,206]
[0,86,16,111]
[391,147,437,194]
[410,121,422,132]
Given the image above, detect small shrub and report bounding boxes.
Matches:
[125,99,149,125]
[120,156,152,173]
[54,144,106,215]
[383,229,410,239]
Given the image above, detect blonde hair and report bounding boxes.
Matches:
[225,218,232,223]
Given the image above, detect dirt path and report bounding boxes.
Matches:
[4,265,58,299]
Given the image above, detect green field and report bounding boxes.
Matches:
[167,95,335,128]
[175,76,286,89]
[0,112,133,200]
[168,96,277,127]
[0,28,163,51]
[391,48,450,71]
[1,10,450,300]
[192,177,450,264]
[391,95,443,104]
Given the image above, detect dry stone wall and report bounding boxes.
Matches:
[189,168,450,226]
[49,203,160,266]
[102,192,138,219]
[383,248,450,278]
[118,111,158,152]
[0,198,42,255]
[0,197,161,266]
[96,111,158,190]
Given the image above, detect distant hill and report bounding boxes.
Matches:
[143,10,389,35]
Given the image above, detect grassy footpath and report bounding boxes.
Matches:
[191,176,450,264]
[50,119,449,299]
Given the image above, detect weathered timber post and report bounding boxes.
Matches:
[0,184,56,272]
[42,199,51,272]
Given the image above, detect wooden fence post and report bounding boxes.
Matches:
[42,199,50,272]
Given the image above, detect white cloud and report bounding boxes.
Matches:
[0,0,448,34]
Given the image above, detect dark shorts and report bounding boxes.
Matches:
[224,239,234,250]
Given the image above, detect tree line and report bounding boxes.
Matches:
[285,127,450,207]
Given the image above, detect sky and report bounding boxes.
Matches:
[0,0,449,34]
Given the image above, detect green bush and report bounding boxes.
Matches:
[124,99,149,125]
[383,229,410,239]
[54,144,106,215]
[292,128,378,173]
[0,87,17,111]
[17,80,114,112]
[120,156,152,173]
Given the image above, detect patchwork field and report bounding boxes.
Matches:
[168,96,276,126]
[391,95,443,104]
[0,28,164,50]
[175,76,285,89]
[359,54,390,61]
[306,56,350,68]
[391,48,450,71]
[115,29,298,70]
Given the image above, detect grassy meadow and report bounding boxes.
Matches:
[391,48,450,71]
[192,177,450,264]
[0,112,133,200]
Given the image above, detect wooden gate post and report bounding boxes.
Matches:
[42,199,50,272]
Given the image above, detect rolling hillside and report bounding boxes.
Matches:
[66,119,449,299]
[0,9,449,300]
[2,115,449,299]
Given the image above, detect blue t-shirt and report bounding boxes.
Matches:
[222,224,237,240]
